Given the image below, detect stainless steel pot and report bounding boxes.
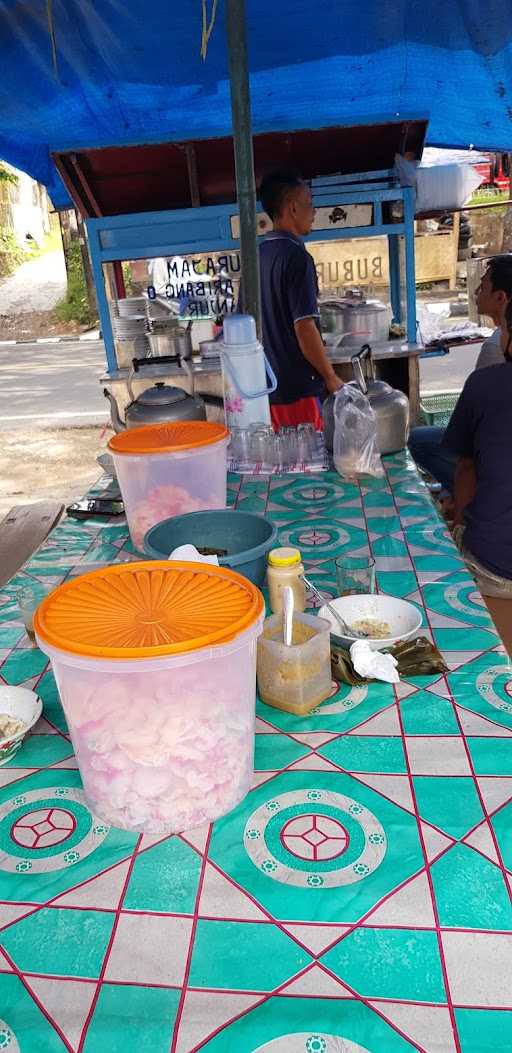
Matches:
[147,321,193,360]
[320,298,391,347]
[319,299,347,335]
[323,344,409,454]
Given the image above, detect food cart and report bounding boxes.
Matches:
[52,118,427,422]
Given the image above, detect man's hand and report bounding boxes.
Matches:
[325,373,343,395]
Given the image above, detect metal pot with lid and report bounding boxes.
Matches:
[320,297,391,347]
[104,354,223,432]
[323,344,409,454]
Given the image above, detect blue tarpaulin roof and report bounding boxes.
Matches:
[1,0,512,208]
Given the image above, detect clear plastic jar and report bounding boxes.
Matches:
[267,547,306,614]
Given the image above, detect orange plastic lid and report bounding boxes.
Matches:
[34,561,264,659]
[108,421,229,456]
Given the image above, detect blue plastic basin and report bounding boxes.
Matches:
[143,509,278,586]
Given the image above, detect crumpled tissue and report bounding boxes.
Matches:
[168,543,219,566]
[349,640,399,684]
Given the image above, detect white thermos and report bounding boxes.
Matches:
[220,313,277,430]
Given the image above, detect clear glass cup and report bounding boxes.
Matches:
[229,427,251,462]
[335,556,376,596]
[250,426,272,464]
[269,433,285,470]
[280,426,298,467]
[17,584,47,644]
[297,423,316,462]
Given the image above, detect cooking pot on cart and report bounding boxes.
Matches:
[323,344,409,454]
[320,297,391,347]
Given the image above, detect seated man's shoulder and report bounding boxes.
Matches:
[469,361,511,389]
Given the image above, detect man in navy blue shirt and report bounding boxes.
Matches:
[443,319,512,600]
[258,170,342,428]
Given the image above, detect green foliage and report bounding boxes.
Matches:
[0,227,28,278]
[122,261,134,295]
[55,241,96,326]
[0,162,18,185]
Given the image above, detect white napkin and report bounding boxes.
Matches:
[167,543,219,566]
[350,640,399,684]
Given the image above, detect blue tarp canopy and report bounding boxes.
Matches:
[1,0,512,209]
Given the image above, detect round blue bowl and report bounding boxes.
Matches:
[143,509,278,586]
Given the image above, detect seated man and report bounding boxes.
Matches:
[442,306,512,603]
[409,253,512,493]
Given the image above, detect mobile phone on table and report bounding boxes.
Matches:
[66,498,125,520]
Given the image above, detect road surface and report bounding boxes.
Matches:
[0,338,107,427]
[0,333,480,430]
[0,250,66,314]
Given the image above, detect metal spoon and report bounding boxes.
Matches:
[282,586,294,646]
[302,575,369,639]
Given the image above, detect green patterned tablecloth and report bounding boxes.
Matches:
[0,452,511,1052]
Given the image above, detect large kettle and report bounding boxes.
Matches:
[323,345,409,454]
[104,354,223,432]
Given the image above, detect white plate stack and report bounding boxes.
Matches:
[112,309,149,366]
[117,296,149,319]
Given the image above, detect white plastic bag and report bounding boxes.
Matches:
[394,153,484,213]
[332,385,384,479]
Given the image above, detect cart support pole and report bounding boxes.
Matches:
[225,0,262,337]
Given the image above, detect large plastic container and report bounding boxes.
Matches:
[34,561,264,833]
[108,421,229,551]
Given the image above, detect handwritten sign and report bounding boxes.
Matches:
[147,253,240,317]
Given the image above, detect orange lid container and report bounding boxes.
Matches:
[108,421,229,456]
[34,561,264,660]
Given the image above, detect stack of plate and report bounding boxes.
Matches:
[117,296,148,319]
[112,312,149,364]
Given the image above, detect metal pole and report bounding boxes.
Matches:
[225,0,262,337]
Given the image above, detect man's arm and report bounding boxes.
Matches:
[453,456,477,526]
[294,318,342,395]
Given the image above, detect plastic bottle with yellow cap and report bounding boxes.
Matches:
[267,546,306,614]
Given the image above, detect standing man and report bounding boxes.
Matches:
[408,253,512,492]
[257,170,342,429]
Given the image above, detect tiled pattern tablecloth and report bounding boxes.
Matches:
[0,453,510,1052]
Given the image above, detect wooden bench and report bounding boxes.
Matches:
[0,502,64,588]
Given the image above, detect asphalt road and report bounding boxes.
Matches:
[0,339,108,427]
[0,335,480,429]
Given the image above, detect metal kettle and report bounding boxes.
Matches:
[323,345,409,454]
[104,354,223,432]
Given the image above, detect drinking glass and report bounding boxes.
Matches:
[17,584,47,644]
[229,427,251,462]
[335,556,376,596]
[250,425,272,464]
[269,433,285,470]
[297,423,316,462]
[280,427,298,467]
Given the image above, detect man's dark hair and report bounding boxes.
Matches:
[259,169,304,219]
[486,254,512,297]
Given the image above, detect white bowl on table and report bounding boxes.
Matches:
[0,686,43,765]
[318,593,423,651]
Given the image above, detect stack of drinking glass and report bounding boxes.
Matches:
[228,423,328,474]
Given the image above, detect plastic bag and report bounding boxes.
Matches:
[394,153,484,213]
[332,385,384,479]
